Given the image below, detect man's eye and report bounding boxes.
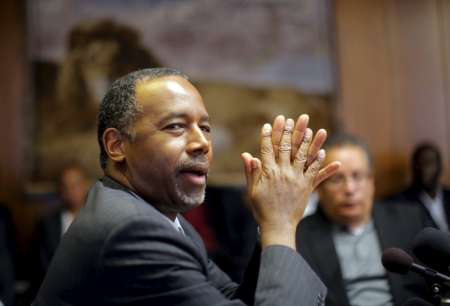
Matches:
[328,176,344,183]
[201,126,211,133]
[167,124,183,129]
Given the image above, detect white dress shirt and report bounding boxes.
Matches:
[419,187,448,233]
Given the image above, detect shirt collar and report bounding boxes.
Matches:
[332,219,374,236]
[419,186,443,202]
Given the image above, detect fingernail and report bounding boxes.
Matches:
[263,124,271,132]
[285,119,294,130]
[304,128,312,139]
[318,149,325,158]
[251,159,258,168]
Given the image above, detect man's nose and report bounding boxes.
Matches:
[187,126,210,155]
[343,177,358,194]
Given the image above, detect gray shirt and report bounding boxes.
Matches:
[332,220,393,306]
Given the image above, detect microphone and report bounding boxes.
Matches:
[381,247,450,287]
[403,298,434,306]
[413,227,450,275]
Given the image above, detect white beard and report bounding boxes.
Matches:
[173,178,206,206]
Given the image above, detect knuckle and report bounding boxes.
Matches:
[263,166,277,178]
[261,143,272,155]
[295,151,307,163]
[282,129,293,139]
[279,143,291,152]
[308,163,319,175]
[279,171,291,180]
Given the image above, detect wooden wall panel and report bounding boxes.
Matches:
[334,0,450,198]
[0,0,34,249]
[334,0,400,197]
[439,0,450,183]
[387,0,449,177]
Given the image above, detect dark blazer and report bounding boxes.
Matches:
[28,209,64,302]
[36,210,62,275]
[204,185,257,283]
[296,202,432,306]
[385,186,450,230]
[0,205,15,306]
[34,176,327,305]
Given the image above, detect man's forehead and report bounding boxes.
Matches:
[136,75,188,93]
[134,76,207,119]
[166,80,188,94]
[416,149,438,161]
[327,145,370,169]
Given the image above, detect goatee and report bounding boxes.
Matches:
[174,156,210,205]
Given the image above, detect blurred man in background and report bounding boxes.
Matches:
[385,143,450,233]
[36,164,91,274]
[30,164,91,299]
[296,133,432,306]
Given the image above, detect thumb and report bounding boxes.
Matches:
[242,153,261,196]
[242,153,254,196]
[250,158,262,192]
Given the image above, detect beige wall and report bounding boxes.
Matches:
[334,0,450,198]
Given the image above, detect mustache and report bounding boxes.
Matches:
[175,156,210,177]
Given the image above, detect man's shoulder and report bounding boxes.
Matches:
[384,188,415,200]
[297,210,329,235]
[72,178,170,238]
[442,187,450,197]
[87,177,152,214]
[373,200,423,215]
[372,201,430,230]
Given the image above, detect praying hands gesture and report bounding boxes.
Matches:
[242,115,340,250]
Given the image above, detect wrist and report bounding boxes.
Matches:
[258,223,297,250]
[256,226,262,246]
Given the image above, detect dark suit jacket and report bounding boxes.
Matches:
[385,186,450,230]
[36,210,62,275]
[34,176,327,305]
[204,185,257,283]
[27,209,64,302]
[0,205,15,306]
[296,202,432,306]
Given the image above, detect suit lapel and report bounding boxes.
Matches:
[306,210,349,305]
[404,188,438,228]
[372,203,405,305]
[48,213,62,255]
[372,203,395,248]
[101,176,211,277]
[178,215,211,280]
[442,190,450,224]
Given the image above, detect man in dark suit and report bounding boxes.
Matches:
[32,164,90,296]
[36,164,90,273]
[385,143,450,233]
[296,134,432,306]
[33,67,340,305]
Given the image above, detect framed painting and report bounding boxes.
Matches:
[28,0,336,185]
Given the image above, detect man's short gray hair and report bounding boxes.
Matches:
[97,67,188,169]
[322,133,373,168]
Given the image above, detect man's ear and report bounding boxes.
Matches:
[103,128,126,163]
